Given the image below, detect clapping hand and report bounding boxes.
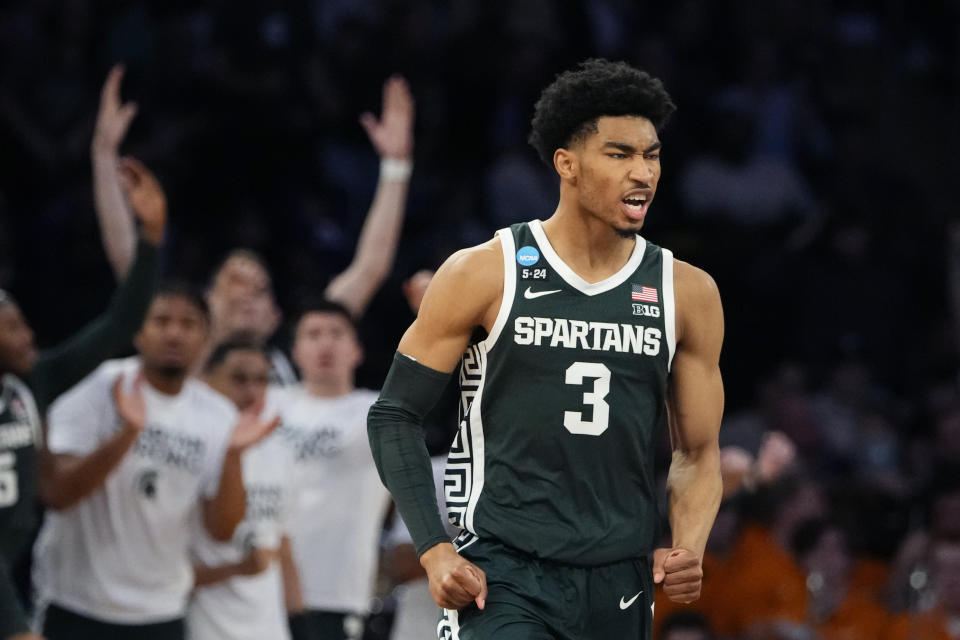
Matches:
[112,371,146,434]
[228,401,281,454]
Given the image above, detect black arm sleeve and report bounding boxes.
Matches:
[368,352,454,557]
[29,238,159,411]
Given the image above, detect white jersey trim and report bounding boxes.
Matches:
[662,248,677,371]
[528,219,647,296]
[464,346,488,534]
[481,229,516,350]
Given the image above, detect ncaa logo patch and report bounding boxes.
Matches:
[516,245,540,266]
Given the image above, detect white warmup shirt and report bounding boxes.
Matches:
[276,386,391,615]
[186,407,296,640]
[33,357,237,624]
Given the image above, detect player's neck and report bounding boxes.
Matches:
[303,377,354,399]
[541,202,637,282]
[142,365,188,396]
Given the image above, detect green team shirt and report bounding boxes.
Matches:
[0,239,158,637]
[445,220,675,565]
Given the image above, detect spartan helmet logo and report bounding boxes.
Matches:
[135,469,159,499]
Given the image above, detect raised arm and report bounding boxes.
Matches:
[92,65,139,279]
[367,237,502,611]
[654,260,725,604]
[324,75,415,318]
[29,157,165,409]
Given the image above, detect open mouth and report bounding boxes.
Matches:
[621,192,651,220]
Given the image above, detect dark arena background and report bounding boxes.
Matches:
[1,1,958,640]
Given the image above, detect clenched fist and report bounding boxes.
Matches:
[420,542,487,610]
[653,547,703,604]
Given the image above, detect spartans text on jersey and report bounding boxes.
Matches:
[513,316,662,355]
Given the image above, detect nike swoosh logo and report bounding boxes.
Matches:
[619,591,642,610]
[523,287,561,299]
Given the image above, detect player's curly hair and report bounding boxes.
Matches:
[528,59,676,166]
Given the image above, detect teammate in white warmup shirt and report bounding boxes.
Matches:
[186,339,300,640]
[276,299,391,640]
[33,286,279,640]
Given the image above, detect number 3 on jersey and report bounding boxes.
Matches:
[563,362,610,436]
[0,451,18,507]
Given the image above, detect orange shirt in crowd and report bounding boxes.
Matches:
[882,609,957,640]
[816,592,890,640]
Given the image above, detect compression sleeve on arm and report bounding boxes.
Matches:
[368,352,453,557]
[30,238,159,410]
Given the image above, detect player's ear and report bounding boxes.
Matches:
[554,148,578,182]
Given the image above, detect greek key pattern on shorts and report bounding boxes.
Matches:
[437,608,459,640]
[444,344,482,529]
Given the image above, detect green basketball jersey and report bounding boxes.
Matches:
[445,220,675,565]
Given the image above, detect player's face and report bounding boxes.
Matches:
[0,302,37,376]
[206,349,270,412]
[135,295,208,375]
[293,312,362,386]
[572,116,662,237]
[208,257,279,341]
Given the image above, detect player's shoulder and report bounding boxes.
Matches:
[438,235,504,282]
[77,357,138,393]
[425,233,505,312]
[672,258,721,308]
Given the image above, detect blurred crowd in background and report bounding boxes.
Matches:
[0,0,958,639]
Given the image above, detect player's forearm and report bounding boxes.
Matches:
[39,428,140,510]
[91,148,136,279]
[666,443,722,559]
[324,169,410,317]
[203,450,245,541]
[367,353,451,557]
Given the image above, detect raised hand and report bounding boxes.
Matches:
[359,75,415,160]
[112,372,146,433]
[653,547,703,604]
[228,404,281,454]
[118,156,166,245]
[92,65,138,155]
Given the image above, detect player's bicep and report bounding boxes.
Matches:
[667,264,724,453]
[397,243,501,372]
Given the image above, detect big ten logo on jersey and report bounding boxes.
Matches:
[632,303,660,317]
[520,267,550,281]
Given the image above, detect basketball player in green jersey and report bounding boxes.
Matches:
[368,59,724,639]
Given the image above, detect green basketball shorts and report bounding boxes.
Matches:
[437,533,654,640]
